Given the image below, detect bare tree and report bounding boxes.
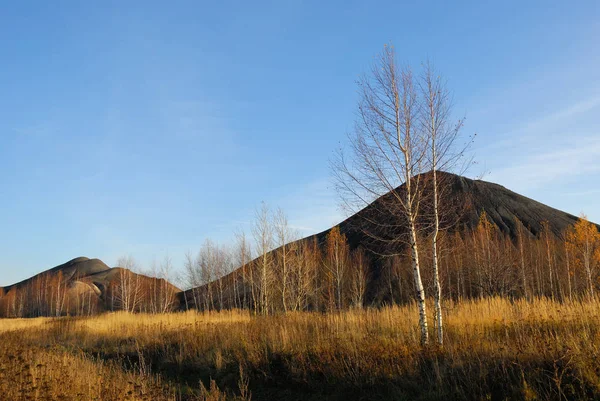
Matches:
[154,255,177,313]
[198,240,217,311]
[333,46,430,344]
[515,219,530,300]
[419,62,471,346]
[325,226,349,310]
[349,247,370,308]
[213,245,233,311]
[274,208,298,312]
[184,250,200,310]
[116,256,142,312]
[541,221,556,299]
[234,230,253,310]
[51,271,67,316]
[253,202,274,315]
[293,238,319,311]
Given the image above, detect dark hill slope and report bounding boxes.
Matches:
[329,171,588,251]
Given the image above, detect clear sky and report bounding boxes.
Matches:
[1,1,599,286]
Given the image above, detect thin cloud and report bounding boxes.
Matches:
[475,94,600,154]
[488,136,600,191]
[519,95,600,135]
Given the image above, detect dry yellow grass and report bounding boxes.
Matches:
[0,316,52,333]
[2,297,600,400]
[0,333,176,401]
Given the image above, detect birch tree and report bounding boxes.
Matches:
[419,62,471,346]
[515,219,530,300]
[51,271,67,316]
[333,45,430,344]
[116,256,142,312]
[541,221,556,299]
[198,240,217,311]
[155,255,177,313]
[325,226,350,310]
[274,208,297,312]
[184,251,201,310]
[234,230,253,310]
[214,246,232,311]
[349,247,370,308]
[253,202,274,315]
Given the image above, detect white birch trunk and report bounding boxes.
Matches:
[431,167,443,346]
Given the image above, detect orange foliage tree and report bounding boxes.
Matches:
[566,214,600,298]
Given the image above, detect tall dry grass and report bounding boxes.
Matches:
[2,297,600,400]
[0,332,176,401]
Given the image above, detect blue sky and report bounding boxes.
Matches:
[1,1,599,286]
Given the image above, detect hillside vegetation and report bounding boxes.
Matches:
[2,296,600,400]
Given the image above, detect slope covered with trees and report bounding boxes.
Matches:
[181,172,600,314]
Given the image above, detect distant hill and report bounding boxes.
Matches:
[0,257,181,317]
[1,257,111,293]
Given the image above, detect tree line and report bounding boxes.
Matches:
[0,256,179,318]
[378,212,600,304]
[180,208,600,308]
[1,205,598,337]
[182,204,371,314]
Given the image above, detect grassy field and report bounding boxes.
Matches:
[1,297,600,400]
